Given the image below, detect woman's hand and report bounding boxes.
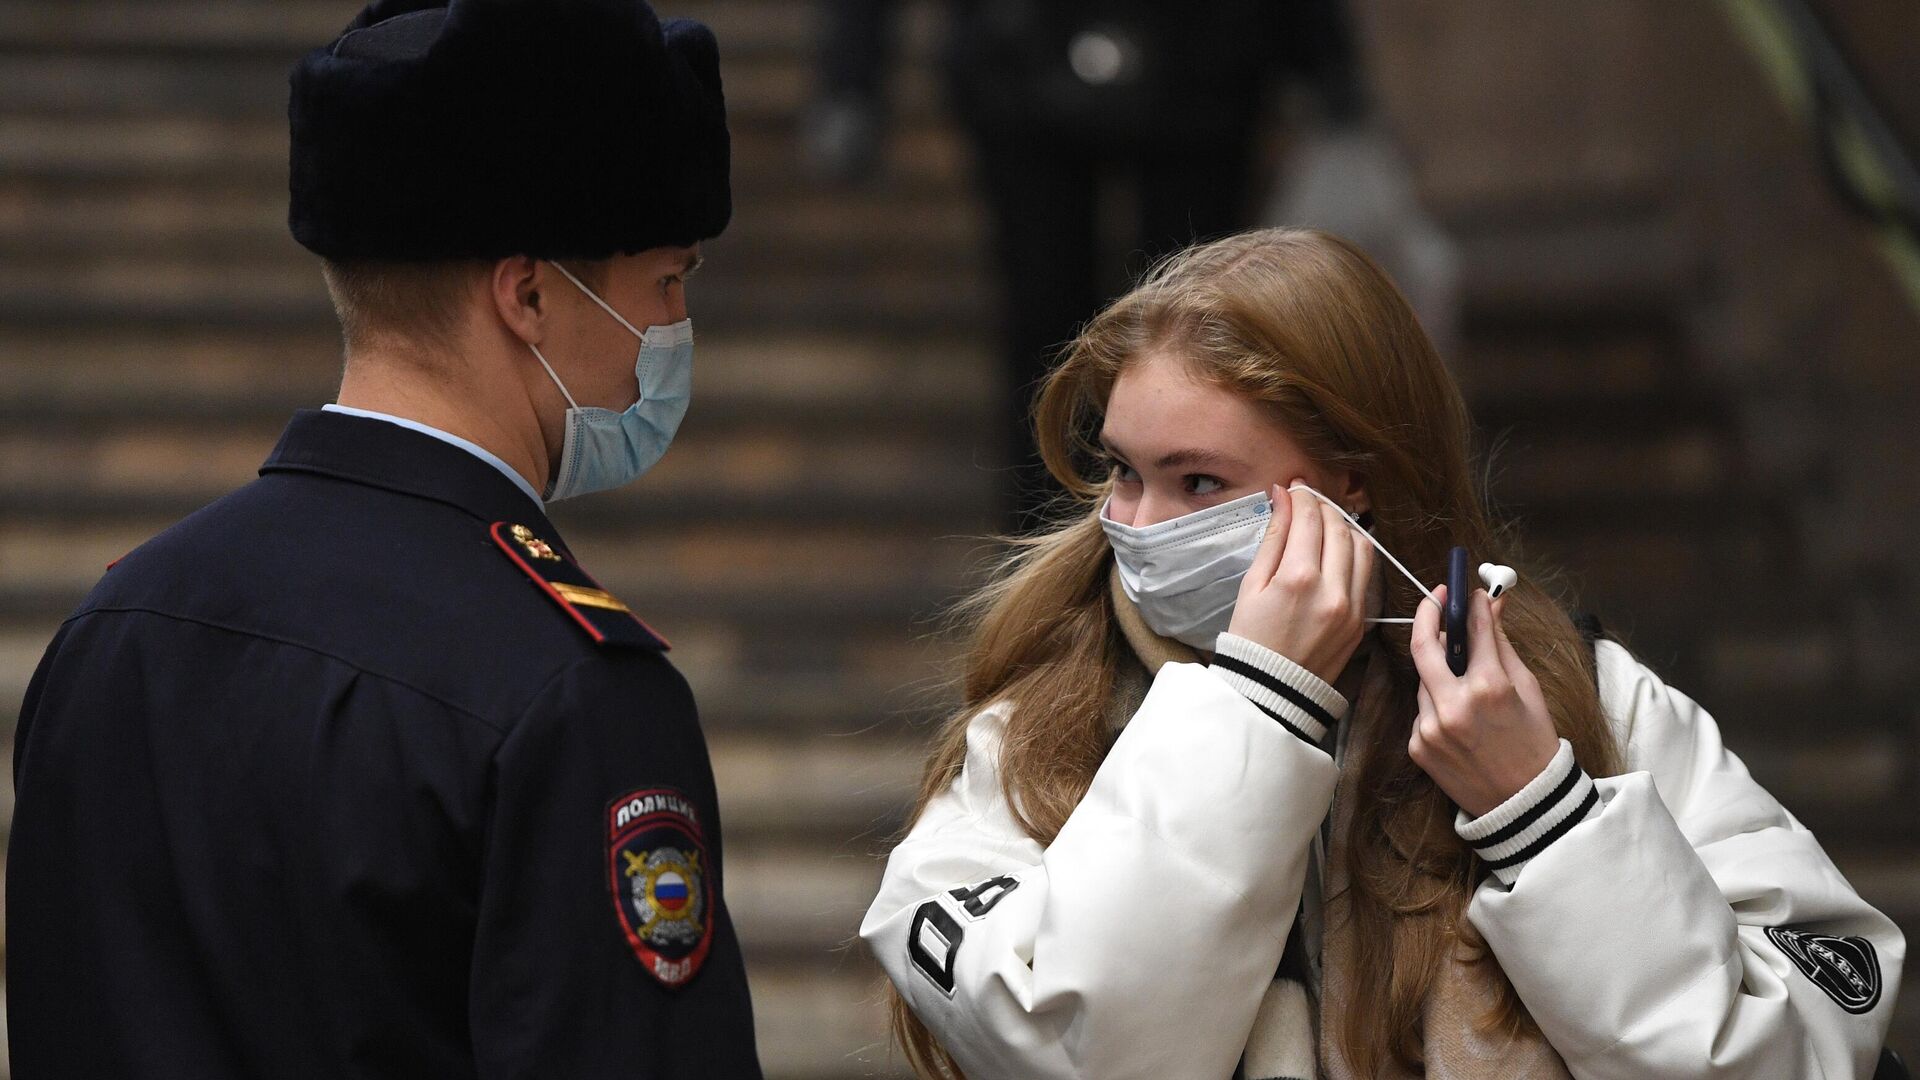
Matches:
[1224,482,1373,683]
[1407,584,1561,817]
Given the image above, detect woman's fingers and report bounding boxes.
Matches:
[1244,484,1292,587]
[1348,518,1374,614]
[1465,587,1504,680]
[1490,596,1548,705]
[1317,498,1353,597]
[1411,680,1444,765]
[1489,596,1523,677]
[1409,582,1453,687]
[1276,484,1323,582]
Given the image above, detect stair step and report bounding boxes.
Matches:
[0,113,971,194]
[0,259,988,331]
[0,51,938,123]
[0,742,12,837]
[1733,731,1908,824]
[0,1,835,57]
[0,182,981,264]
[0,512,989,601]
[0,406,1003,525]
[1496,512,1784,595]
[714,736,924,841]
[0,115,285,182]
[1452,208,1696,322]
[0,328,993,423]
[727,837,889,963]
[1490,422,1739,503]
[0,1,355,51]
[1454,320,1689,400]
[0,625,51,724]
[746,962,907,1080]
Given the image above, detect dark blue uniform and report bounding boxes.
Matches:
[8,409,762,1078]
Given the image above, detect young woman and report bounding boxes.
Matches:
[860,229,1902,1078]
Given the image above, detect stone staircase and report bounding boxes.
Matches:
[3,0,1915,1074]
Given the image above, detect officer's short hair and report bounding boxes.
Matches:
[322,258,611,358]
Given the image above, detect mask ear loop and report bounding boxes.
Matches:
[527,343,581,410]
[549,261,648,339]
[1284,483,1437,625]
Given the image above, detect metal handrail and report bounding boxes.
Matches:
[1718,0,1920,313]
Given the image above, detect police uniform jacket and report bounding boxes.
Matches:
[860,632,1904,1077]
[9,409,762,1079]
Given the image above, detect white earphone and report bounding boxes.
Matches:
[1284,484,1522,621]
[1479,562,1518,598]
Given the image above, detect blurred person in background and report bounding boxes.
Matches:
[860,229,1902,1079]
[804,0,1370,531]
[5,2,762,1077]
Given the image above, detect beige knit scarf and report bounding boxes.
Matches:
[1106,568,1571,1079]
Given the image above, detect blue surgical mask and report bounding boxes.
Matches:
[530,262,692,501]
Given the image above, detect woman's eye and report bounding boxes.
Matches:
[1185,475,1225,496]
[1108,460,1140,484]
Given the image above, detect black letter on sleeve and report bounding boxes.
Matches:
[908,901,964,996]
[949,875,1020,919]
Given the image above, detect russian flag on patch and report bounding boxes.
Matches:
[654,871,690,911]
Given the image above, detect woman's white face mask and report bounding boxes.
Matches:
[1102,484,1439,650]
[1101,489,1272,649]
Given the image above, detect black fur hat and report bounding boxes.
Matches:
[289,0,730,261]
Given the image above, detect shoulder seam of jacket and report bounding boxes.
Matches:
[65,604,514,735]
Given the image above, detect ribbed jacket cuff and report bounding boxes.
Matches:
[1456,738,1601,887]
[1209,633,1348,747]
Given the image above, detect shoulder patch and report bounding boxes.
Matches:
[1766,925,1882,1014]
[491,522,668,650]
[607,787,713,989]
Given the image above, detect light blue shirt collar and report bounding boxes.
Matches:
[321,404,544,509]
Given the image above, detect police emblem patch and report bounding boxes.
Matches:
[1765,925,1882,1014]
[607,787,713,988]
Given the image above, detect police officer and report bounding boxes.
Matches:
[7,1,760,1076]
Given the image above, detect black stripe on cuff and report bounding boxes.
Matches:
[1209,653,1337,732]
[1473,758,1583,848]
[1239,693,1320,747]
[1482,786,1600,871]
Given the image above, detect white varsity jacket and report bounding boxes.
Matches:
[860,635,1905,1078]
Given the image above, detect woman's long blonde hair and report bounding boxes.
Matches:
[889,229,1622,1077]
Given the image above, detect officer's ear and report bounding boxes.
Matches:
[490,255,548,345]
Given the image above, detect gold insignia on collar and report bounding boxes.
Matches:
[510,524,562,562]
